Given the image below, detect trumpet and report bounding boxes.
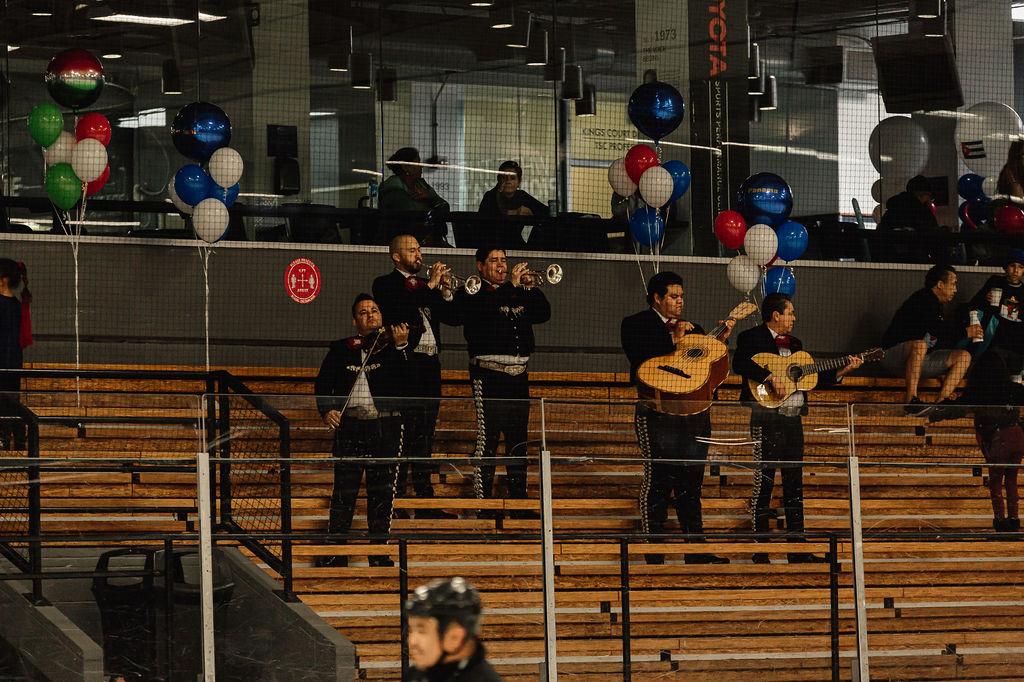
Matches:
[438,269,482,301]
[520,263,563,289]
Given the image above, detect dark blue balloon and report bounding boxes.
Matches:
[174,164,213,206]
[775,220,808,262]
[215,182,240,208]
[764,266,796,297]
[171,102,232,162]
[736,172,794,228]
[628,81,685,142]
[629,206,664,246]
[662,160,692,204]
[957,173,986,202]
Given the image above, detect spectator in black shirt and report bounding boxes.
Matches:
[477,161,548,219]
[962,250,1024,405]
[880,264,974,414]
[877,176,942,263]
[0,259,28,450]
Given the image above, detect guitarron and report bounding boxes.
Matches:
[747,348,885,409]
[636,301,758,416]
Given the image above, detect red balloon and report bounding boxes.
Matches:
[714,210,747,249]
[624,144,659,184]
[76,112,111,146]
[928,201,937,217]
[85,165,109,197]
[996,205,1024,235]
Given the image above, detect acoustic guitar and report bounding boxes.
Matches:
[636,301,758,416]
[747,347,885,409]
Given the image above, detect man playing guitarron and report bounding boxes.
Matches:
[733,293,862,564]
[621,272,735,565]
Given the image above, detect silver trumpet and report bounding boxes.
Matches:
[521,263,563,288]
[438,269,483,301]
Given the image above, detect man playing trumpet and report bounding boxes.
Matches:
[448,246,551,519]
[372,235,456,519]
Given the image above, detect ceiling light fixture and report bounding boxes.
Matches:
[350,52,373,89]
[575,83,596,116]
[329,26,353,72]
[506,10,532,47]
[489,2,514,29]
[161,59,182,95]
[377,67,397,102]
[759,75,777,111]
[93,14,192,26]
[911,0,941,19]
[102,53,123,59]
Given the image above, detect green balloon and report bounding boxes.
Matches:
[28,103,64,148]
[46,163,82,211]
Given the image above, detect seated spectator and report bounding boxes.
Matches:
[877,175,942,263]
[478,161,549,219]
[880,264,974,415]
[379,147,448,213]
[997,140,1024,200]
[961,251,1024,402]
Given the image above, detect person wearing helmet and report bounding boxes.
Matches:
[406,577,501,681]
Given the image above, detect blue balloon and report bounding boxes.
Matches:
[662,160,692,204]
[957,173,986,202]
[775,220,808,262]
[627,81,685,142]
[736,172,794,228]
[764,266,796,297]
[215,182,240,208]
[629,206,664,246]
[171,102,232,162]
[174,164,213,206]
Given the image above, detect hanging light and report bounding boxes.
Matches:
[575,83,596,116]
[526,27,547,66]
[749,59,767,96]
[922,14,945,36]
[748,42,761,82]
[329,26,353,71]
[469,1,493,5]
[377,67,397,102]
[561,64,584,100]
[759,75,777,111]
[489,2,514,29]
[911,0,941,19]
[350,52,373,89]
[750,95,762,123]
[544,46,565,81]
[161,58,182,95]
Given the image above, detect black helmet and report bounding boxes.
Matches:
[406,577,482,636]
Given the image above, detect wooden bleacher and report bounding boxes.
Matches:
[6,363,1024,680]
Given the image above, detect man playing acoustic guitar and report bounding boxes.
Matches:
[733,293,862,564]
[621,272,736,565]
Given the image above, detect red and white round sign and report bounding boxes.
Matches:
[285,258,321,304]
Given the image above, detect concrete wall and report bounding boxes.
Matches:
[3,234,998,375]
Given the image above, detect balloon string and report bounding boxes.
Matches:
[626,203,647,291]
[199,244,211,371]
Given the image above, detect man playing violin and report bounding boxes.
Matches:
[372,235,456,519]
[733,293,861,564]
[447,246,551,520]
[620,272,734,565]
[314,294,410,568]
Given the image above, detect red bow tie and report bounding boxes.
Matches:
[774,335,792,348]
[664,319,676,332]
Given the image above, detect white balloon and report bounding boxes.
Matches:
[955,101,1023,178]
[168,180,193,215]
[871,204,884,224]
[607,157,637,197]
[868,117,930,179]
[208,147,244,188]
[743,223,778,266]
[70,138,107,183]
[982,176,999,197]
[727,255,761,293]
[638,166,673,208]
[44,130,75,166]
[193,197,229,243]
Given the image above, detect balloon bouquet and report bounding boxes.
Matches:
[717,172,807,299]
[168,102,242,243]
[606,77,690,268]
[28,49,110,214]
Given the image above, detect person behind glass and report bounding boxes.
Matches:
[372,235,456,520]
[997,140,1024,200]
[378,147,450,245]
[733,294,862,564]
[478,161,548,219]
[448,247,551,519]
[877,175,941,263]
[0,259,30,450]
[314,294,410,568]
[880,264,974,416]
[971,376,1024,533]
[620,271,734,566]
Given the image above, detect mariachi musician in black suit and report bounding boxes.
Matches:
[372,234,456,519]
[314,294,410,568]
[621,271,734,565]
[732,293,861,564]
